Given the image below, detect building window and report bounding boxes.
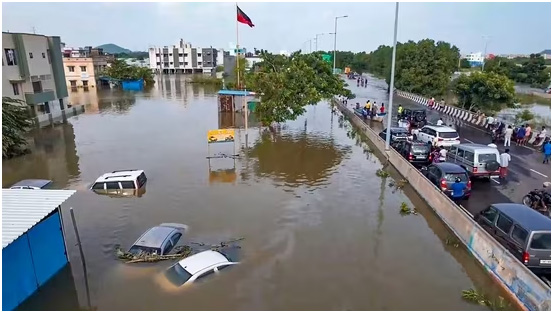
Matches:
[198,62,202,65]
[169,62,173,65]
[46,49,51,64]
[82,80,88,87]
[69,80,77,87]
[4,49,17,65]
[32,81,43,93]
[164,63,169,67]
[68,66,75,72]
[156,62,160,65]
[42,52,46,58]
[184,53,188,57]
[179,53,183,57]
[29,52,33,59]
[80,66,87,72]
[179,62,184,66]
[185,62,188,65]
[197,53,201,57]
[11,83,19,95]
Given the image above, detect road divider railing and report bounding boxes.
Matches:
[396,90,545,148]
[333,97,551,311]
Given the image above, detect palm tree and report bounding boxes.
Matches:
[2,97,32,159]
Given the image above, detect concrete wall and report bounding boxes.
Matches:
[334,99,551,311]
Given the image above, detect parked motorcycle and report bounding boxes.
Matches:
[523,187,551,218]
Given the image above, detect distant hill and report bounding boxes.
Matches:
[539,49,551,55]
[96,43,132,54]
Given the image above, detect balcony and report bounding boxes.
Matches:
[25,89,55,105]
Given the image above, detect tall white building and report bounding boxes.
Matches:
[149,39,218,74]
[464,52,484,67]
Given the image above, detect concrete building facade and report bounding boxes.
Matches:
[62,46,108,89]
[2,32,69,117]
[148,39,218,74]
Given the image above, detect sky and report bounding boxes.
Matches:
[2,2,551,55]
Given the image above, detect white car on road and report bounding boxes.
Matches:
[163,250,240,287]
[417,125,460,147]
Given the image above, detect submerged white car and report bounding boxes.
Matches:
[164,250,240,287]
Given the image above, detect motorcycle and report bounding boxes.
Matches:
[523,188,551,217]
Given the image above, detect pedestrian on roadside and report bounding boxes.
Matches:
[485,115,495,130]
[439,145,447,162]
[543,140,551,164]
[432,136,439,148]
[534,126,548,147]
[450,177,467,204]
[504,125,514,147]
[516,125,526,146]
[397,104,404,117]
[371,105,377,119]
[523,124,532,145]
[499,149,511,179]
[365,78,368,86]
[436,117,444,126]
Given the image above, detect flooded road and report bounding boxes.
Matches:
[4,75,510,310]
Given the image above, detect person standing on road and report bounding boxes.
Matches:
[432,136,439,148]
[499,149,511,179]
[397,104,404,117]
[524,124,532,145]
[516,125,526,146]
[380,103,385,114]
[504,125,514,147]
[437,118,444,126]
[439,146,447,162]
[485,115,495,130]
[534,126,548,147]
[450,177,467,204]
[543,140,551,164]
[365,78,368,87]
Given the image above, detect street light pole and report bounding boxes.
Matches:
[481,36,490,71]
[314,33,325,52]
[333,15,348,74]
[385,2,399,151]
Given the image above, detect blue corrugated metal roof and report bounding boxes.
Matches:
[218,90,256,96]
[2,189,76,248]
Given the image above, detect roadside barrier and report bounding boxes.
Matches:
[334,98,551,311]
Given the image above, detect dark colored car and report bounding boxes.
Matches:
[379,127,412,143]
[393,140,432,167]
[128,223,188,256]
[400,109,427,127]
[421,162,471,199]
[9,179,53,190]
[475,203,551,276]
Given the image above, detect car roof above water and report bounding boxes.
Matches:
[95,170,144,183]
[11,179,53,188]
[492,203,551,232]
[177,250,229,274]
[133,225,179,248]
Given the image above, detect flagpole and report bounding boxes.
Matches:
[236,2,240,90]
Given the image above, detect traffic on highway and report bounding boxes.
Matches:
[344,74,551,285]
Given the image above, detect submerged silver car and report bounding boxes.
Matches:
[128,223,188,256]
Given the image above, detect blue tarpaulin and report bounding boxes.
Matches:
[217,90,256,96]
[122,79,144,91]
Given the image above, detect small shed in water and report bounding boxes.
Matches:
[217,89,257,112]
[2,189,76,310]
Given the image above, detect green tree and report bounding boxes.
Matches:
[453,71,516,113]
[245,51,352,126]
[2,97,32,159]
[460,58,471,69]
[514,109,535,125]
[101,59,154,86]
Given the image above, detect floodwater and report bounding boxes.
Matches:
[3,75,511,310]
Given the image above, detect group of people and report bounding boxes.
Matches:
[356,100,385,119]
[487,119,550,150]
[357,77,368,88]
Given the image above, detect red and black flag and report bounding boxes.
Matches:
[237,6,254,27]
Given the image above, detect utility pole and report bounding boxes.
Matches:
[385,2,399,151]
[333,15,348,74]
[314,33,325,52]
[481,36,491,71]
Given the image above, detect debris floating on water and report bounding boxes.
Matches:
[461,288,511,310]
[115,245,192,264]
[445,235,461,248]
[376,169,390,178]
[399,202,417,216]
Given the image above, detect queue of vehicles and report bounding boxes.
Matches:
[379,114,551,280]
